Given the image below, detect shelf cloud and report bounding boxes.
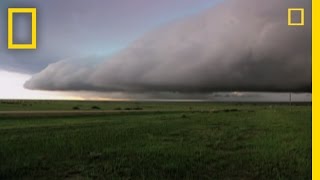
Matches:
[25,0,311,94]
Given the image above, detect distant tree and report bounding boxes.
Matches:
[91,106,101,110]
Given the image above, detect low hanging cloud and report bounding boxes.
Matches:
[25,0,311,94]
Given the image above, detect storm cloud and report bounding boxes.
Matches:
[25,0,312,93]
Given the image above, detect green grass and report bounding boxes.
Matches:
[0,100,206,111]
[0,101,311,179]
[0,100,295,111]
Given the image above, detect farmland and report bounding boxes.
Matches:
[0,100,311,179]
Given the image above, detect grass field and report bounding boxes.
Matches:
[0,100,311,179]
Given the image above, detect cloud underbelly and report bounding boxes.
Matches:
[24,0,311,93]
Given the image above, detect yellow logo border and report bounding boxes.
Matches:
[8,8,37,50]
[288,8,305,26]
[313,0,318,179]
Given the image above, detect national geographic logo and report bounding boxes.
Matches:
[8,8,37,50]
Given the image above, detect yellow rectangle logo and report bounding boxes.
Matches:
[288,8,305,26]
[8,8,37,49]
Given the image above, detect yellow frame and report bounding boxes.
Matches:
[8,8,37,49]
[288,8,305,26]
[314,0,319,179]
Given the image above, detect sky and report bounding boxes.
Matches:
[0,0,312,101]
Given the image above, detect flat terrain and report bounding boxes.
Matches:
[0,100,311,179]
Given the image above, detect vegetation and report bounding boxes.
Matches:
[91,106,101,110]
[73,106,80,110]
[0,101,311,179]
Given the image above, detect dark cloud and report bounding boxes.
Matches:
[0,0,218,73]
[25,0,312,94]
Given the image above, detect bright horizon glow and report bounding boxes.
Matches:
[0,70,82,100]
[0,70,311,102]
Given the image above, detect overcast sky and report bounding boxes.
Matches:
[0,0,312,101]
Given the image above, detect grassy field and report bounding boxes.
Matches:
[0,101,311,179]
